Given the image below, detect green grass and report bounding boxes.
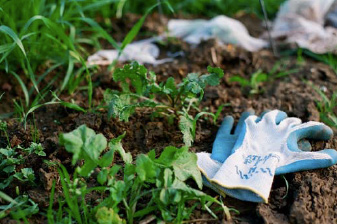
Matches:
[119,0,285,18]
[230,61,298,95]
[309,83,337,129]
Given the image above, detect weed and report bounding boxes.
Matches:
[104,62,224,146]
[20,142,46,157]
[0,143,45,191]
[230,69,268,95]
[0,193,39,222]
[309,82,337,129]
[52,125,230,223]
[303,50,337,75]
[230,61,298,95]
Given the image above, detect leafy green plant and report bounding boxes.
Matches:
[0,142,46,190]
[104,62,224,146]
[0,152,35,190]
[230,62,298,95]
[52,125,232,223]
[19,142,46,157]
[230,69,268,95]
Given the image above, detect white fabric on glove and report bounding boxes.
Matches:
[87,38,172,65]
[168,15,268,52]
[198,110,336,202]
[270,0,337,54]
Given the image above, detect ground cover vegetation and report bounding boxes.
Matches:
[0,0,337,223]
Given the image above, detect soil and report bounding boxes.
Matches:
[1,13,337,223]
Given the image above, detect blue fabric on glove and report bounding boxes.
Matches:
[211,110,254,163]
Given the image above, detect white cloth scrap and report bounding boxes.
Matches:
[167,15,268,52]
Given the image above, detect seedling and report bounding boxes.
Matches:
[104,62,224,146]
[0,193,39,221]
[230,61,298,95]
[303,50,337,74]
[230,69,268,95]
[309,83,337,129]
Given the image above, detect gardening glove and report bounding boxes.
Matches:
[198,110,337,202]
[199,110,311,190]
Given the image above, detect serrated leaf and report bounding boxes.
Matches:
[163,77,178,97]
[113,62,148,95]
[96,207,126,224]
[179,114,194,147]
[172,147,202,189]
[59,125,107,176]
[207,66,224,78]
[105,93,157,122]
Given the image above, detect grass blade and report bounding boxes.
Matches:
[61,54,74,91]
[10,71,29,107]
[0,25,26,57]
[120,3,158,51]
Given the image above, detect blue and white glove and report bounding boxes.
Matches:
[199,110,254,195]
[198,110,337,202]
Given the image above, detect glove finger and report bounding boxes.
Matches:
[278,117,302,128]
[276,149,337,175]
[262,110,288,125]
[217,116,234,136]
[234,110,255,135]
[211,116,235,162]
[291,121,333,141]
[255,109,271,122]
[245,115,259,127]
[197,152,222,179]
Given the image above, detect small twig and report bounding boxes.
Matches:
[211,47,218,65]
[139,215,156,224]
[259,0,278,57]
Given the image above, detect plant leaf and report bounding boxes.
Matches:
[59,125,107,176]
[179,114,194,147]
[172,147,202,189]
[95,207,125,224]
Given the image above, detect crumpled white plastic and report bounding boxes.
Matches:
[87,38,172,65]
[270,0,337,54]
[167,15,268,52]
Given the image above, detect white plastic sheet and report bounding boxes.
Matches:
[87,38,172,65]
[168,15,268,52]
[271,0,337,54]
